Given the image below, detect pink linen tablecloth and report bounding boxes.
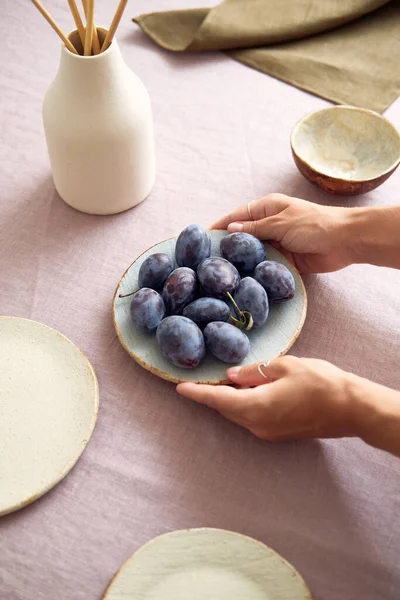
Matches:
[1,1,400,598]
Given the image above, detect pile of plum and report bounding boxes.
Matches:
[122,225,295,369]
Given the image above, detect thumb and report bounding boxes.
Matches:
[227,216,282,241]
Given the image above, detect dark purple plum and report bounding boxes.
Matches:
[204,322,250,364]
[197,257,240,300]
[138,253,174,291]
[234,277,269,328]
[175,224,211,270]
[156,316,205,369]
[162,267,197,315]
[182,298,230,329]
[130,288,166,333]
[253,261,295,301]
[220,232,266,273]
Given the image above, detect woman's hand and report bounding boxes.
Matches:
[186,195,400,455]
[178,357,400,456]
[211,193,356,273]
[177,357,357,441]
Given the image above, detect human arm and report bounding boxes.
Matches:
[177,357,400,457]
[177,194,400,456]
[211,194,400,273]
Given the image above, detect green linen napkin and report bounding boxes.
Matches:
[133,0,400,113]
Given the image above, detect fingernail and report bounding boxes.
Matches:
[227,223,244,233]
[227,366,241,379]
[176,383,188,394]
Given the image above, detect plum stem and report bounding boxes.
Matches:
[225,292,254,331]
[119,289,139,298]
[228,314,243,329]
[242,311,254,331]
[225,291,241,317]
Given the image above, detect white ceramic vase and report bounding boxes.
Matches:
[42,31,155,215]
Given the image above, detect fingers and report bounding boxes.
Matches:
[227,356,304,387]
[210,194,291,231]
[176,382,254,414]
[227,216,280,239]
[227,363,273,386]
[176,365,308,442]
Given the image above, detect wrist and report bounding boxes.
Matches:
[346,373,380,440]
[339,207,375,265]
[346,373,400,455]
[341,206,400,268]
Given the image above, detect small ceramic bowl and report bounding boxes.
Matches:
[291,106,400,195]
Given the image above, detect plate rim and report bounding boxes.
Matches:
[102,527,313,599]
[113,233,308,385]
[0,315,100,516]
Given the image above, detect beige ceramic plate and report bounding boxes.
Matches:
[113,231,307,384]
[291,105,400,195]
[103,528,313,599]
[0,317,99,516]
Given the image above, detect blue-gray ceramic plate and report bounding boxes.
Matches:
[113,231,307,384]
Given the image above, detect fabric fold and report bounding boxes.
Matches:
[133,0,400,112]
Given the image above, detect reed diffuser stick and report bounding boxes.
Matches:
[67,0,85,47]
[101,0,129,52]
[82,0,101,54]
[84,0,95,56]
[30,0,78,54]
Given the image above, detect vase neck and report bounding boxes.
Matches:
[57,40,126,89]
